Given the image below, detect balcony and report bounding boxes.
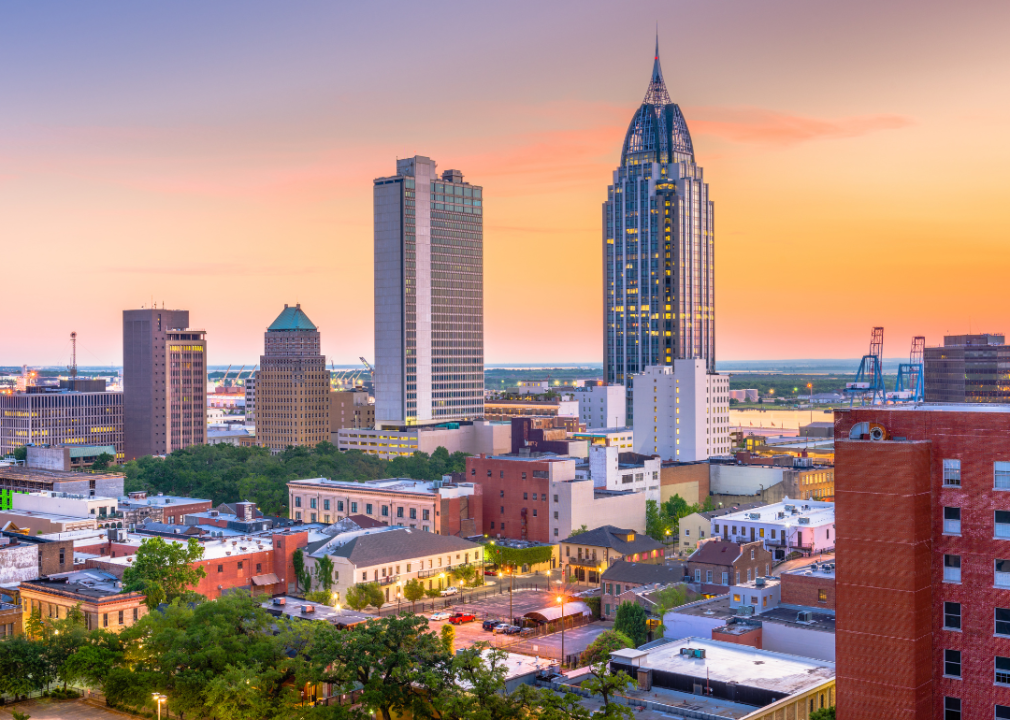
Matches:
[378,575,400,586]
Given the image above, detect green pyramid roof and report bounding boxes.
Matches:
[268,304,317,331]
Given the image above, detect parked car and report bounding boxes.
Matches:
[482,619,504,632]
[449,612,476,625]
[440,586,460,597]
[430,612,452,621]
[493,624,521,635]
[519,627,535,637]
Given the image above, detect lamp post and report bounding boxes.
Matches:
[152,693,167,720]
[556,595,565,668]
[498,569,514,622]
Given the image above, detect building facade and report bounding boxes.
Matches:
[685,539,773,590]
[0,381,123,460]
[330,390,374,431]
[123,308,206,460]
[256,305,330,453]
[287,477,482,537]
[19,570,148,633]
[632,361,730,461]
[336,420,510,460]
[604,41,716,422]
[575,384,627,429]
[711,498,835,560]
[373,156,484,428]
[244,372,256,422]
[834,405,1010,720]
[924,333,1010,403]
[560,525,665,584]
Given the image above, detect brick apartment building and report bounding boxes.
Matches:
[685,538,772,594]
[466,454,572,542]
[835,406,1010,720]
[781,562,835,610]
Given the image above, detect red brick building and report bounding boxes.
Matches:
[685,538,772,593]
[835,406,1010,720]
[780,564,835,610]
[465,454,571,542]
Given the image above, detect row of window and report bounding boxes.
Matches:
[944,696,1010,719]
[942,459,1010,488]
[292,497,429,521]
[942,556,1010,586]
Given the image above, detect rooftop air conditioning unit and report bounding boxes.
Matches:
[303,605,315,613]
[784,504,795,512]
[755,577,766,587]
[748,513,761,520]
[736,605,755,617]
[692,649,706,659]
[796,611,813,623]
[274,597,286,606]
[798,517,811,525]
[679,647,694,656]
[777,512,785,520]
[225,551,232,556]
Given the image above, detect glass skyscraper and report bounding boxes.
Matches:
[373,156,484,428]
[604,41,715,418]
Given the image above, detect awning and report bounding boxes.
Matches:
[524,601,592,623]
[250,573,281,586]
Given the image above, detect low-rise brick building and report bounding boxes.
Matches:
[560,525,665,584]
[599,560,685,620]
[685,538,772,594]
[780,562,835,610]
[19,569,148,633]
[117,491,214,527]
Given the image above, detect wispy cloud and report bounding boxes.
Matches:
[687,106,914,147]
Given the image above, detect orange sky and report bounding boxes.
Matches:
[1,1,1009,366]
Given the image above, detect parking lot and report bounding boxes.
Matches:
[422,589,611,661]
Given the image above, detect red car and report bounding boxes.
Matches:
[449,612,476,625]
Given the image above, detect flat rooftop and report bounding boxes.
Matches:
[574,428,632,435]
[288,477,472,495]
[22,569,127,598]
[845,403,1010,414]
[0,467,123,481]
[783,562,836,580]
[262,597,372,627]
[628,637,834,695]
[0,509,96,524]
[103,535,274,564]
[119,494,211,507]
[672,595,836,634]
[716,499,834,528]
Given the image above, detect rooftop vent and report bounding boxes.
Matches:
[798,517,811,525]
[273,597,286,606]
[748,513,761,520]
[796,611,814,623]
[302,605,315,614]
[755,577,766,587]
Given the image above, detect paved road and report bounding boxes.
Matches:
[0,698,136,720]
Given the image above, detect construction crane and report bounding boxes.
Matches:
[846,327,885,406]
[895,336,925,403]
[68,331,77,379]
[360,357,374,376]
[232,365,247,386]
[219,364,233,388]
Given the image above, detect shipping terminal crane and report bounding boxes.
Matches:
[895,336,925,403]
[846,327,886,406]
[360,357,374,381]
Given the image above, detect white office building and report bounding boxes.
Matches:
[711,498,836,559]
[575,384,627,429]
[373,156,484,429]
[632,360,730,461]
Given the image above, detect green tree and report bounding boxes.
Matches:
[650,585,689,634]
[122,536,207,609]
[44,603,89,689]
[345,582,385,611]
[89,452,114,471]
[451,564,476,588]
[811,708,836,720]
[613,602,648,647]
[314,555,335,592]
[292,548,310,593]
[305,589,334,604]
[440,623,455,655]
[433,645,525,720]
[583,659,635,720]
[0,636,52,698]
[513,684,593,720]
[314,613,451,720]
[60,631,125,693]
[12,445,28,461]
[582,629,633,665]
[569,525,589,537]
[23,606,44,640]
[403,578,426,612]
[645,499,670,541]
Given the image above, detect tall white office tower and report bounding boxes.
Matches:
[373,156,484,428]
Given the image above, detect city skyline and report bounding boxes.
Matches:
[2,1,1009,365]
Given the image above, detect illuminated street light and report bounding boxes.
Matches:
[152,693,168,720]
[556,595,565,668]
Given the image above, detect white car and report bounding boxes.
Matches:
[430,612,452,621]
[440,586,460,597]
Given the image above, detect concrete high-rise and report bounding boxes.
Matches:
[256,304,330,453]
[123,309,207,460]
[373,156,484,428]
[604,39,715,421]
[924,333,1010,403]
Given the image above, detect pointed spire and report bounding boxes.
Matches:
[644,30,671,105]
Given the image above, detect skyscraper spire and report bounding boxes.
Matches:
[645,32,671,105]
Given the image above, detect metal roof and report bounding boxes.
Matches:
[524,600,592,623]
[267,304,317,331]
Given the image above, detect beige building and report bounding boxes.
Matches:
[256,304,330,453]
[19,569,148,633]
[330,390,374,431]
[307,527,484,604]
[287,477,481,537]
[336,420,510,460]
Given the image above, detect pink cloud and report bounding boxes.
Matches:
[687,106,914,147]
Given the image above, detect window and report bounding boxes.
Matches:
[553,494,558,502]
[714,524,720,533]
[295,511,302,520]
[818,589,828,603]
[605,604,611,616]
[410,508,417,520]
[59,548,65,564]
[554,528,558,536]
[615,584,622,594]
[310,513,316,523]
[487,469,492,477]
[722,572,728,584]
[998,559,1010,588]
[944,507,962,535]
[397,507,404,518]
[944,649,961,678]
[706,570,712,583]
[490,522,495,529]
[471,468,476,476]
[747,568,752,582]
[553,511,558,520]
[338,501,344,511]
[500,490,504,498]
[996,706,1010,719]
[998,511,1010,539]
[751,549,755,560]
[501,506,505,515]
[533,509,537,517]
[944,555,962,583]
[238,561,243,570]
[944,459,961,486]
[351,502,358,513]
[945,602,962,630]
[523,492,528,500]
[522,472,526,480]
[684,529,690,536]
[771,528,777,539]
[310,498,317,509]
[256,563,262,573]
[997,608,1010,636]
[998,657,1010,685]
[944,697,960,720]
[997,462,1010,490]
[500,471,504,479]
[423,510,430,520]
[133,608,138,621]
[324,499,330,511]
[366,503,373,515]
[295,497,302,508]
[103,613,108,628]
[694,569,701,582]
[218,564,223,573]
[118,610,124,625]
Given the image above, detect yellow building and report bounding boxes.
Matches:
[19,570,148,633]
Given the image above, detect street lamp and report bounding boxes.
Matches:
[152,693,167,720]
[556,595,565,668]
[498,569,514,622]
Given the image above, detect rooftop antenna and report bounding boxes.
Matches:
[69,331,78,379]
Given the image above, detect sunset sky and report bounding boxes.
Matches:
[2,0,1009,367]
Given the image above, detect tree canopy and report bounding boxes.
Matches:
[123,442,468,516]
[483,542,554,570]
[613,602,648,648]
[121,536,207,609]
